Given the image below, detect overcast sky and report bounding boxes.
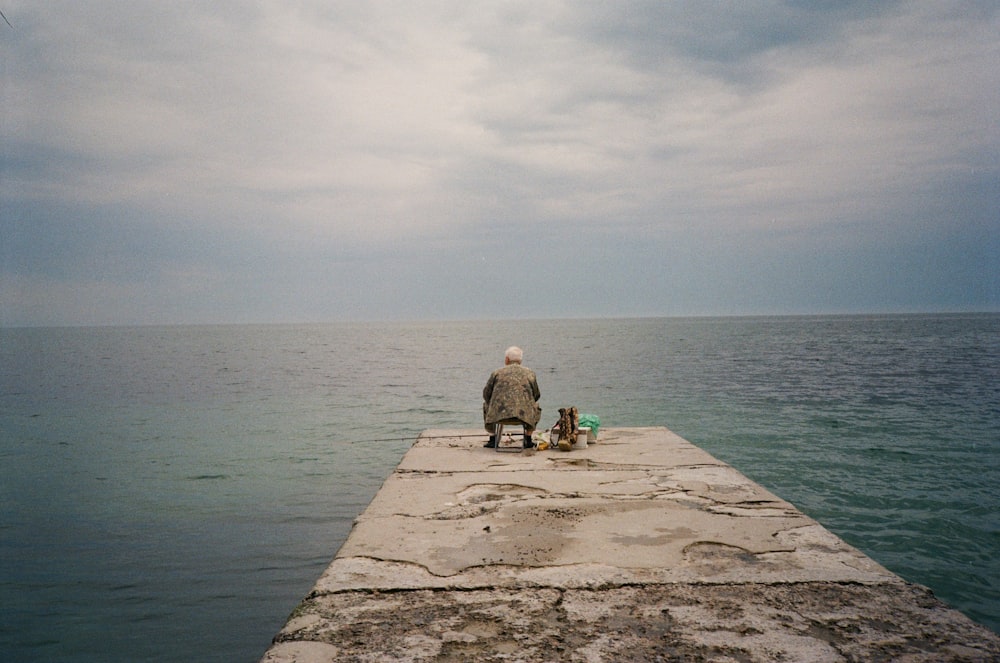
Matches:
[1,1,997,326]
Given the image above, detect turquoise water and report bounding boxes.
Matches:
[1,315,997,661]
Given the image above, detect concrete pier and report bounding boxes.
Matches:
[262,427,1000,662]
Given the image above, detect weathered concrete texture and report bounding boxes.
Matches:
[262,427,1000,662]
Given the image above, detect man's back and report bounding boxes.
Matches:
[483,363,541,428]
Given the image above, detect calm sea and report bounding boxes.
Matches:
[1,315,997,661]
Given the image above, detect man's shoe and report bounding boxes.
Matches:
[484,436,497,448]
[523,438,536,449]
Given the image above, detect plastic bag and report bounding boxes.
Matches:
[578,414,600,439]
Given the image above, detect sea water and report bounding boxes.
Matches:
[1,314,997,661]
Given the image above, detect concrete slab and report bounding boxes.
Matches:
[262,427,1000,662]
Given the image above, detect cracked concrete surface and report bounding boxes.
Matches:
[261,427,1000,662]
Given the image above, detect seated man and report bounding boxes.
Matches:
[483,346,541,448]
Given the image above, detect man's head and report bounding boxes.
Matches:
[504,346,523,364]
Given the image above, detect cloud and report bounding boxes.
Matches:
[1,1,997,325]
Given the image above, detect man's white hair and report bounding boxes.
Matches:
[505,346,523,363]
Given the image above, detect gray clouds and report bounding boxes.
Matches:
[1,1,997,325]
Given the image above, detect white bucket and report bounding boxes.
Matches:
[574,427,590,448]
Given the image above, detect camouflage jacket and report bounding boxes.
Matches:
[482,364,541,427]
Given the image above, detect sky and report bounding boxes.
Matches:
[1,1,998,326]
